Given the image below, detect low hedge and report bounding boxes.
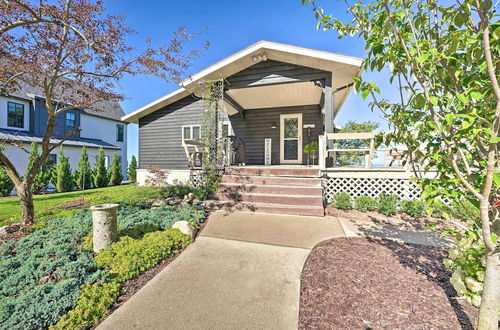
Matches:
[55,229,191,329]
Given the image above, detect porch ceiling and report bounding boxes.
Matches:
[223,81,322,115]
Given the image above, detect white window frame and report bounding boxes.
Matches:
[181,125,201,146]
[220,120,233,137]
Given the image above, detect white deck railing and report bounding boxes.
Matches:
[318,132,408,171]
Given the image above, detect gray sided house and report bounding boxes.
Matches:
[0,82,128,185]
[124,41,363,186]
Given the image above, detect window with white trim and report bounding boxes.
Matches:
[7,101,24,128]
[182,125,201,146]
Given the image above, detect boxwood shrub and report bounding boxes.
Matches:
[354,195,378,212]
[377,193,398,216]
[330,191,353,210]
[401,199,427,218]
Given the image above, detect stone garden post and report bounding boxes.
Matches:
[90,203,119,253]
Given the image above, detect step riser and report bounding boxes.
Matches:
[226,168,320,177]
[214,192,324,207]
[207,202,324,217]
[221,175,321,186]
[218,184,323,196]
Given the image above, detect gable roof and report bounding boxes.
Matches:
[122,40,364,124]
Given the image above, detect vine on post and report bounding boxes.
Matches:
[199,79,225,191]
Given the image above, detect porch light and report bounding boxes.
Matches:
[270,122,277,129]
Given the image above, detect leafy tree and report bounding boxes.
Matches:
[108,152,123,186]
[336,121,379,166]
[54,148,74,192]
[74,146,92,190]
[0,0,206,224]
[305,0,499,327]
[93,148,108,188]
[0,166,14,197]
[25,142,51,194]
[127,155,138,183]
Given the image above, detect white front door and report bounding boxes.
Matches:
[280,113,303,164]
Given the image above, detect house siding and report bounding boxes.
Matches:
[229,106,323,165]
[226,60,330,88]
[139,96,204,170]
[32,97,81,138]
[138,60,328,169]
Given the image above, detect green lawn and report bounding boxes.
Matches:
[0,185,160,226]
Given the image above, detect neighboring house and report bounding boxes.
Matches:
[123,41,363,182]
[0,83,128,184]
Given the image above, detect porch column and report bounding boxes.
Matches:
[322,76,334,134]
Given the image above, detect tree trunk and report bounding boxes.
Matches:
[478,252,500,329]
[17,186,35,225]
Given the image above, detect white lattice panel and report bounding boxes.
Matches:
[323,177,421,202]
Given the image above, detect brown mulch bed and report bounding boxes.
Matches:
[326,205,445,230]
[299,237,478,329]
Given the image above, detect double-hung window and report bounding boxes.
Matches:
[7,102,24,128]
[182,125,201,146]
[116,124,124,142]
[65,112,76,127]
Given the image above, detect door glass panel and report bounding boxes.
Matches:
[284,118,298,138]
[284,140,298,160]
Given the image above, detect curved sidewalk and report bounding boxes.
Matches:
[98,211,448,330]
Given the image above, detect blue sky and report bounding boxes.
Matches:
[108,0,396,161]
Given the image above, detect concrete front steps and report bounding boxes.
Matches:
[214,167,324,216]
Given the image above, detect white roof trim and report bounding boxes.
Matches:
[121,87,188,123]
[122,40,363,123]
[181,40,363,86]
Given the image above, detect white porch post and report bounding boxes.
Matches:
[319,134,326,170]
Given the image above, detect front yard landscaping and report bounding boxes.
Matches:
[0,184,208,329]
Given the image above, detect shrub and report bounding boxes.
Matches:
[74,146,93,190]
[94,229,191,282]
[400,199,426,218]
[330,191,353,210]
[52,281,120,330]
[144,166,169,187]
[93,148,108,188]
[354,195,378,212]
[118,205,206,230]
[450,199,480,222]
[378,193,398,216]
[442,228,486,308]
[160,184,193,199]
[0,166,14,197]
[127,155,138,183]
[108,152,123,186]
[429,200,447,218]
[0,211,105,329]
[24,141,51,194]
[33,168,52,194]
[54,147,74,192]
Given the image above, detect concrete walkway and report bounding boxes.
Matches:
[98,211,449,330]
[98,211,345,330]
